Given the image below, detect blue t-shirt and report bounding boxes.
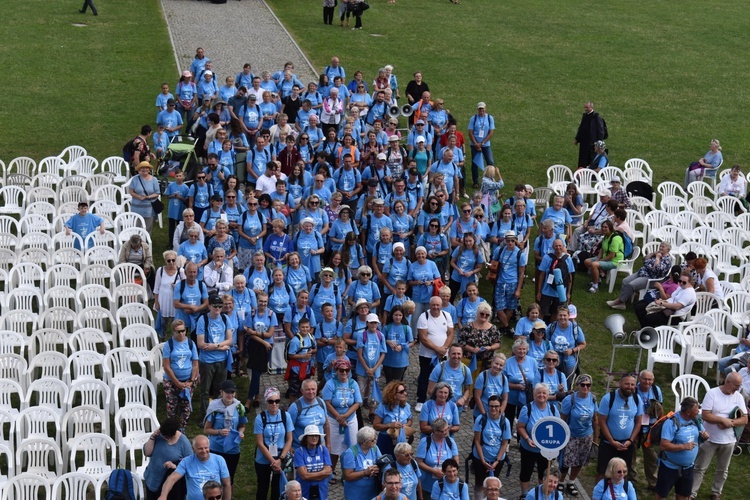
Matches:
[322,377,362,423]
[538,253,575,298]
[473,370,509,418]
[546,321,586,372]
[315,319,343,363]
[244,309,278,342]
[540,207,572,236]
[407,260,440,303]
[253,410,294,464]
[206,401,248,455]
[383,323,413,368]
[431,478,470,500]
[143,434,192,493]
[561,392,597,438]
[505,356,539,406]
[175,453,229,500]
[518,403,557,452]
[468,113,495,147]
[492,245,528,284]
[65,213,103,249]
[268,283,295,318]
[450,247,484,292]
[348,280,381,308]
[288,397,328,450]
[597,391,644,442]
[428,362,473,404]
[162,338,199,382]
[418,400,460,429]
[591,480,636,500]
[355,329,387,378]
[660,413,704,468]
[196,314,229,364]
[173,281,208,329]
[472,414,512,462]
[309,283,342,323]
[165,182,190,220]
[294,444,332,499]
[341,444,382,499]
[383,461,422,500]
[287,333,316,374]
[415,435,459,495]
[456,297,486,326]
[284,306,317,337]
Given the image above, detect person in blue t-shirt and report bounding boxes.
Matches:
[546,305,586,380]
[341,426,383,500]
[517,384,559,496]
[162,320,199,430]
[427,345,473,408]
[415,418,459,495]
[173,263,209,331]
[158,434,231,500]
[356,313,387,419]
[196,295,233,413]
[203,379,247,483]
[431,458,470,500]
[254,387,294,500]
[492,231,527,335]
[293,424,333,500]
[473,354,510,419]
[449,233,484,301]
[471,395,511,497]
[596,374,644,481]
[164,171,190,248]
[382,306,414,383]
[468,103,495,187]
[64,201,105,250]
[558,374,598,496]
[655,397,708,500]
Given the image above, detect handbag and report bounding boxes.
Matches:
[432,276,446,296]
[645,302,666,314]
[486,260,500,283]
[138,176,165,214]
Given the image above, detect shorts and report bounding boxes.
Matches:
[590,257,616,271]
[655,461,694,498]
[494,282,519,311]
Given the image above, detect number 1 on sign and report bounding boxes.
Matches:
[546,424,553,438]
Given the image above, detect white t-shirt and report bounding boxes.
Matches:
[416,310,453,358]
[703,386,748,444]
[668,286,696,317]
[256,173,280,196]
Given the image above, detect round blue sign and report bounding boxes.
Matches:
[531,416,570,459]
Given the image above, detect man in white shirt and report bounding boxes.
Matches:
[690,372,748,500]
[255,161,279,197]
[415,296,453,412]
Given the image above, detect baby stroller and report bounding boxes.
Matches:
[158,135,201,182]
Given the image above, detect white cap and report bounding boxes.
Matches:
[366,313,380,323]
[416,136,425,143]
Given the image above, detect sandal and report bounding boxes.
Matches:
[567,483,580,496]
[329,476,338,485]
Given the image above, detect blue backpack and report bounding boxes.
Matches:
[105,469,135,500]
[614,231,633,259]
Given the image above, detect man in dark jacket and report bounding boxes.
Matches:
[574,102,606,168]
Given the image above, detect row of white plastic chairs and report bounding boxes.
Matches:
[0,173,131,208]
[546,159,653,193]
[1,146,129,184]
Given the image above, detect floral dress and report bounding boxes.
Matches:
[481,178,505,224]
[458,323,501,364]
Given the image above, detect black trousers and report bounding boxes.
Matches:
[81,0,98,14]
[323,6,335,24]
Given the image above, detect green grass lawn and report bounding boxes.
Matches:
[3,0,749,497]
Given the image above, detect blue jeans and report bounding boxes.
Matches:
[470,144,495,184]
[718,354,742,375]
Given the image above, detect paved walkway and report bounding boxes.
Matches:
[158,1,589,499]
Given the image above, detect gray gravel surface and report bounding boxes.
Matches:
[161,0,317,83]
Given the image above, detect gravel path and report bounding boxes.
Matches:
[157,2,590,499]
[160,0,317,84]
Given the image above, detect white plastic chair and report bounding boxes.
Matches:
[26,201,57,224]
[16,408,61,448]
[88,201,116,229]
[623,158,653,182]
[657,181,687,201]
[81,264,113,289]
[546,164,573,192]
[100,156,129,184]
[607,246,641,293]
[0,216,18,237]
[8,156,37,178]
[117,325,159,367]
[36,307,77,332]
[104,348,147,392]
[573,169,600,201]
[113,283,150,311]
[23,378,68,420]
[26,355,68,393]
[9,262,44,294]
[724,291,750,325]
[0,310,35,338]
[37,157,66,178]
[70,156,99,178]
[113,375,157,416]
[686,180,717,200]
[0,186,26,216]
[58,185,89,205]
[113,212,146,237]
[598,166,624,185]
[5,173,32,189]
[716,196,746,217]
[114,404,159,470]
[712,243,747,282]
[150,343,166,389]
[690,226,722,248]
[703,308,743,365]
[69,328,112,355]
[76,284,114,312]
[643,210,673,243]
[660,196,688,217]
[111,263,149,297]
[1,472,52,500]
[67,380,111,418]
[624,209,645,244]
[58,145,87,166]
[118,226,152,247]
[44,286,80,312]
[94,184,131,208]
[0,248,15,274]
[77,307,118,341]
[85,245,118,268]
[51,472,98,500]
[681,324,721,383]
[532,187,553,212]
[692,292,723,318]
[61,406,109,456]
[26,186,58,208]
[83,231,118,251]
[28,328,69,359]
[0,353,28,392]
[68,433,116,480]
[64,350,106,385]
[0,441,13,489]
[52,230,84,250]
[116,303,155,329]
[671,212,703,241]
[621,167,651,186]
[0,380,23,417]
[0,330,25,357]
[646,326,685,377]
[671,374,711,413]
[721,227,750,249]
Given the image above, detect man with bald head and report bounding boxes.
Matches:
[690,372,748,500]
[159,435,231,500]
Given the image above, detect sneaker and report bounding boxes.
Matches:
[611,303,626,310]
[462,193,469,199]
[606,300,617,306]
[557,484,565,493]
[588,284,599,293]
[414,402,423,412]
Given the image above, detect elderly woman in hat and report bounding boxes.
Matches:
[118,232,156,290]
[589,140,608,171]
[129,161,162,233]
[294,424,333,500]
[254,386,294,500]
[297,217,326,276]
[322,357,362,481]
[204,379,248,485]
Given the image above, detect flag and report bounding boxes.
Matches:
[468,353,477,372]
[278,467,288,493]
[223,429,241,453]
[473,151,485,171]
[371,377,382,404]
[397,427,406,444]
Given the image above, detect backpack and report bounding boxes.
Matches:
[436,479,467,499]
[294,397,326,417]
[534,485,564,500]
[596,479,628,500]
[474,413,508,448]
[260,408,289,434]
[606,390,641,412]
[285,332,314,361]
[599,114,609,140]
[546,319,582,345]
[539,368,565,387]
[435,360,469,386]
[613,231,633,259]
[104,469,135,500]
[312,281,339,301]
[195,311,229,347]
[178,280,208,314]
[526,401,557,418]
[122,136,142,163]
[547,252,571,291]
[425,434,456,456]
[167,336,196,356]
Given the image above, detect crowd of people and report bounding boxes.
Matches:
[125,51,749,500]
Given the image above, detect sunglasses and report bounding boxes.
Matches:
[207,496,222,500]
[309,201,319,205]
[338,368,351,373]
[463,209,471,213]
[545,358,559,363]
[479,312,490,317]
[397,389,407,394]
[211,304,223,308]
[488,405,501,409]
[226,195,236,199]
[267,399,281,404]
[680,280,689,285]
[429,224,439,228]
[174,329,186,334]
[360,273,371,277]
[197,176,206,180]
[248,203,258,206]
[166,259,175,263]
[476,215,484,218]
[579,383,591,387]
